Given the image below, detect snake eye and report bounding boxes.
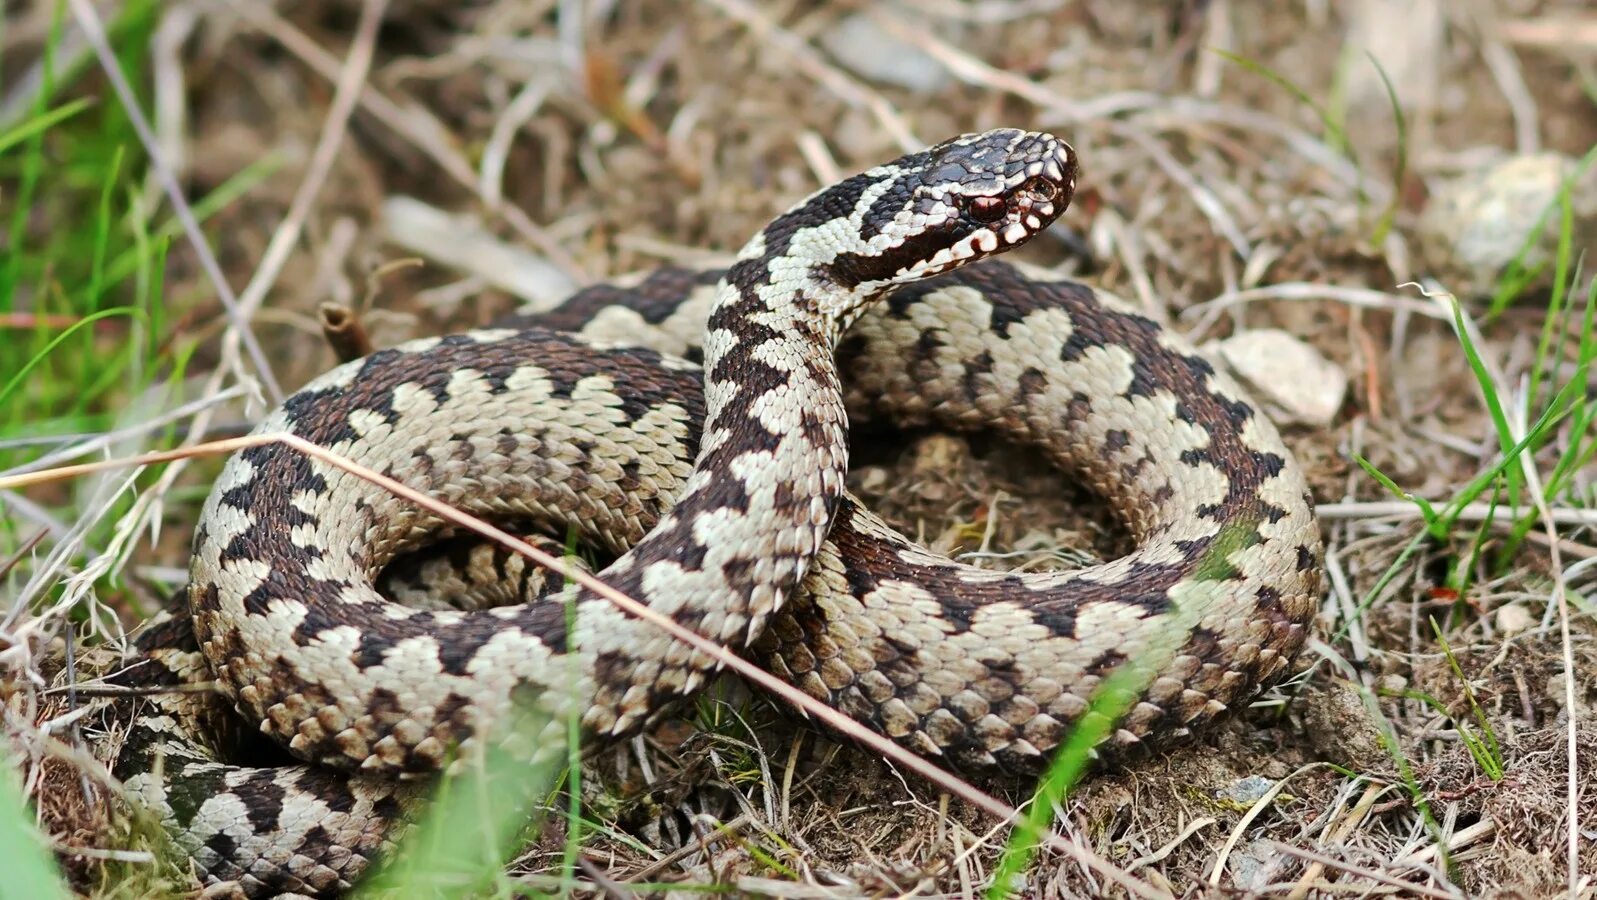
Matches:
[968,195,1006,222]
[1022,177,1058,202]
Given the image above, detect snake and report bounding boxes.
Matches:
[85,129,1324,897]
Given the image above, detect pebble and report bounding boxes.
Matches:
[818,12,950,92]
[1495,603,1533,636]
[1218,774,1277,806]
[1209,329,1347,427]
[1226,840,1285,892]
[1417,151,1596,298]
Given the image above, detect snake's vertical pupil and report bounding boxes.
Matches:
[969,196,1006,222]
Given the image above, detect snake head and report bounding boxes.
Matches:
[816,128,1078,291]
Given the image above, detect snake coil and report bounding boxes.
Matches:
[92,130,1322,897]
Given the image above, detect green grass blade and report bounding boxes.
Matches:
[1,2,66,310]
[0,307,146,409]
[1211,50,1350,154]
[101,151,285,288]
[988,521,1264,896]
[1441,293,1521,507]
[560,530,584,895]
[0,97,92,156]
[1356,455,1442,538]
[986,660,1148,898]
[1336,528,1429,645]
[1364,53,1407,245]
[1212,49,1362,200]
[1453,478,1500,597]
[1427,618,1505,780]
[0,750,71,900]
[1536,274,1597,502]
[1524,194,1575,418]
[1439,377,1581,531]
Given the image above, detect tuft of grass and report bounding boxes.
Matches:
[1426,618,1504,781]
[1321,113,1595,893]
[1354,259,1594,596]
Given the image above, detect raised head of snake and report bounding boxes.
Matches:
[737,129,1077,338]
[187,128,1076,778]
[678,126,1078,669]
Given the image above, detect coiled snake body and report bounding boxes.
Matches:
[95,130,1323,897]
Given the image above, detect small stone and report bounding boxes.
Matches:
[818,12,950,92]
[1495,602,1533,635]
[1376,673,1409,695]
[1226,840,1286,892]
[855,466,890,493]
[1547,673,1571,707]
[1217,774,1276,806]
[1211,329,1347,427]
[1417,151,1597,297]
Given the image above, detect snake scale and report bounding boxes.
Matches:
[88,129,1324,897]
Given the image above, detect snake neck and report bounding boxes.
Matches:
[584,130,1079,733]
[593,255,866,649]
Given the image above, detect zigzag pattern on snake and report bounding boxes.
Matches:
[84,130,1324,897]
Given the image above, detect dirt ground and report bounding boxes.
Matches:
[8,0,1597,897]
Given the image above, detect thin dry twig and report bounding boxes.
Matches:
[696,0,920,151]
[1496,16,1597,47]
[1266,841,1461,899]
[1182,284,1451,338]
[230,0,389,325]
[65,0,283,405]
[229,1,588,288]
[1316,501,1597,527]
[1285,780,1385,900]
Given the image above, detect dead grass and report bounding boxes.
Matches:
[5,0,1597,897]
